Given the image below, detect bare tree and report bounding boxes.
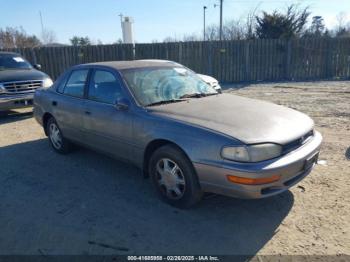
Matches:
[183,33,200,42]
[222,19,246,40]
[0,27,41,49]
[205,24,219,41]
[245,10,257,39]
[205,18,251,41]
[163,36,178,43]
[336,12,347,32]
[204,7,259,41]
[335,12,350,37]
[41,28,57,45]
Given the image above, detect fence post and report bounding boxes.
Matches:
[178,42,183,64]
[31,48,37,65]
[207,41,213,76]
[285,39,292,80]
[245,40,250,81]
[325,38,333,78]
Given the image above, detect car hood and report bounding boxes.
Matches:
[149,93,314,145]
[0,69,48,83]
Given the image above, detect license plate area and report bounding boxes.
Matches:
[304,152,319,171]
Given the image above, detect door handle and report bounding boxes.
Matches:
[52,101,57,106]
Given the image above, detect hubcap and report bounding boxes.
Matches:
[156,158,186,200]
[49,123,62,149]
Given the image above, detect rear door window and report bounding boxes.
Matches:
[63,69,89,98]
[56,72,70,93]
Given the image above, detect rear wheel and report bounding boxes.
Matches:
[149,145,203,208]
[46,117,73,154]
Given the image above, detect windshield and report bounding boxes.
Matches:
[0,54,32,70]
[122,67,217,106]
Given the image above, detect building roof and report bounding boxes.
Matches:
[40,43,69,47]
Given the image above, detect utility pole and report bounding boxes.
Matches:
[219,0,223,41]
[39,11,44,37]
[203,6,207,41]
[214,0,224,41]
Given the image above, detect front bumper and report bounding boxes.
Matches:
[0,93,35,111]
[194,131,323,199]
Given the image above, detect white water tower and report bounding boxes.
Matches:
[121,16,134,44]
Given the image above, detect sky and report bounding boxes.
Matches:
[1,0,349,44]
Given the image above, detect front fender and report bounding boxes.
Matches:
[132,110,241,168]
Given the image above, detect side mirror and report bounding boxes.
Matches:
[33,64,42,70]
[115,98,130,111]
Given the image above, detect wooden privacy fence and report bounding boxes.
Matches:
[3,38,350,82]
[3,44,134,80]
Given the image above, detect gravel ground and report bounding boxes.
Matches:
[0,80,349,256]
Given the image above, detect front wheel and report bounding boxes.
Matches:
[46,117,73,154]
[149,145,203,208]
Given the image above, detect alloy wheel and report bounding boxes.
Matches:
[155,158,186,200]
[49,122,62,150]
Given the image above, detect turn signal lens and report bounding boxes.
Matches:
[227,174,280,185]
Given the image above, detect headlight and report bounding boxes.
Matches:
[221,143,282,162]
[42,78,53,88]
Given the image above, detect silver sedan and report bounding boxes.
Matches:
[34,60,322,208]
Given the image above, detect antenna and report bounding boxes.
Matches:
[118,13,123,24]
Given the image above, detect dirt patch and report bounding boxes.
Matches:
[225,81,350,255]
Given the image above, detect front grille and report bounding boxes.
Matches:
[2,80,43,94]
[282,129,314,154]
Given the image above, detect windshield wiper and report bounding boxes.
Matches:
[145,99,185,107]
[179,92,218,99]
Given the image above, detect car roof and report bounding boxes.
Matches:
[79,59,181,70]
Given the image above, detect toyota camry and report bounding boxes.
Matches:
[34,60,322,208]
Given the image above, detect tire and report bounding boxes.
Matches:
[46,117,73,154]
[149,145,203,208]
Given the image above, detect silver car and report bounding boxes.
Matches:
[34,60,322,208]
